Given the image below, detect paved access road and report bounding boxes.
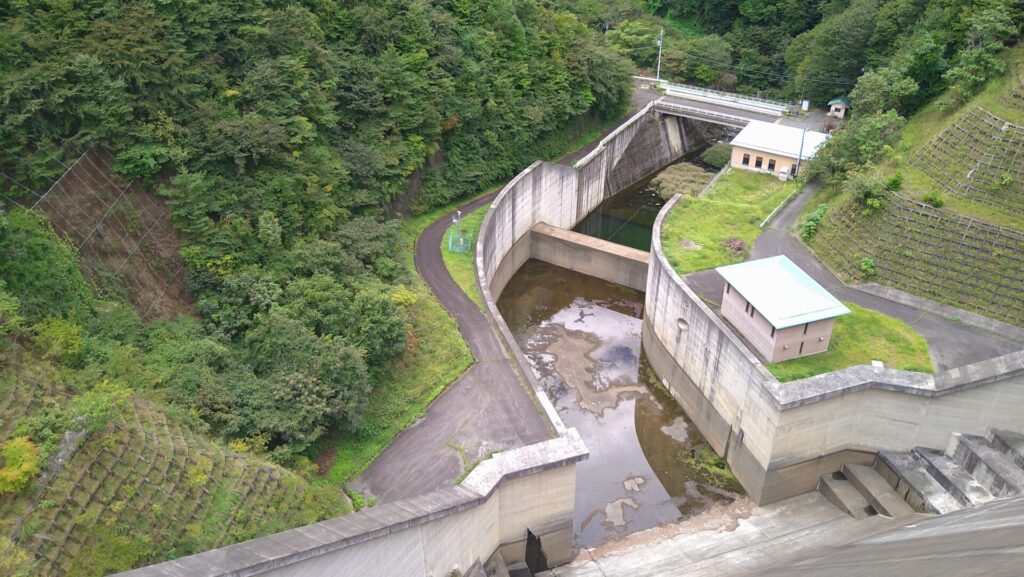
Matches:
[684,181,1022,370]
[350,85,665,503]
[348,192,550,503]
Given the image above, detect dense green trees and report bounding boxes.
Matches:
[560,0,1019,106]
[0,1,632,461]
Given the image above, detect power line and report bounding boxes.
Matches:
[663,43,857,87]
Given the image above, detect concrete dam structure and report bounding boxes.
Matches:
[645,194,1024,503]
[113,92,1024,576]
[479,101,707,299]
[113,97,710,577]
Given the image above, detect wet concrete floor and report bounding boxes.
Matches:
[499,260,742,549]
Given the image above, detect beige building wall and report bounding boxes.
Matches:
[729,144,799,178]
[772,318,835,361]
[721,284,836,363]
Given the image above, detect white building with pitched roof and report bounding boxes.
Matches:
[729,120,829,179]
[716,255,850,362]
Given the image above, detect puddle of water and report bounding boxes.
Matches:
[498,260,742,549]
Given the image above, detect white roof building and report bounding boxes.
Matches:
[716,256,850,362]
[730,121,829,161]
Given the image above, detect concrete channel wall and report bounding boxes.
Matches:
[479,102,698,299]
[115,433,586,577]
[646,193,1024,504]
[530,223,650,292]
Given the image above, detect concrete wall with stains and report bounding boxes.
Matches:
[115,433,586,577]
[646,193,1024,504]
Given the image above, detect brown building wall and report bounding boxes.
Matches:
[729,145,799,178]
[721,283,836,363]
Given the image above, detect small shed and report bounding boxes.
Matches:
[827,96,850,119]
[716,255,850,363]
[729,120,829,179]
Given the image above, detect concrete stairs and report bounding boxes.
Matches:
[869,430,1024,517]
[818,463,915,520]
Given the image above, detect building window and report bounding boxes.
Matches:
[726,283,731,294]
[791,164,798,177]
[803,323,809,335]
[742,153,750,166]
[749,305,755,318]
[770,327,775,338]
[745,302,750,314]
[767,159,776,172]
[754,156,763,169]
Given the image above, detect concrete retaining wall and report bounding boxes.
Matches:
[646,193,1024,504]
[480,103,698,300]
[115,433,586,577]
[530,223,649,292]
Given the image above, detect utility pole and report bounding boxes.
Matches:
[656,28,664,81]
[794,128,807,179]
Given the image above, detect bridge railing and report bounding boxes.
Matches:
[652,99,752,128]
[635,76,787,116]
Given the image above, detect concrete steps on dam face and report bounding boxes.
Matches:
[817,473,874,519]
[828,430,1024,520]
[841,464,915,519]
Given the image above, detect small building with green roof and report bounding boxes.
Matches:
[827,95,850,119]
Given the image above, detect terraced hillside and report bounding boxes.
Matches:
[812,190,1024,326]
[912,106,1024,217]
[809,47,1024,328]
[0,360,349,577]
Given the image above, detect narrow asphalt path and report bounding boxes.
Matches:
[685,181,1021,370]
[349,85,665,503]
[348,192,550,503]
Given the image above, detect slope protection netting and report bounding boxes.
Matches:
[15,397,327,577]
[813,190,1024,326]
[912,106,1024,217]
[5,149,192,320]
[1002,64,1024,113]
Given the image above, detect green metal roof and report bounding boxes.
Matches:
[828,95,850,108]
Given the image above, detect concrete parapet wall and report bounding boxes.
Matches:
[646,193,1024,504]
[114,432,587,577]
[530,223,649,292]
[476,104,699,432]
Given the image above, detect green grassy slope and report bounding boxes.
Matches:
[807,47,1024,326]
[0,361,349,577]
[661,169,798,274]
[877,45,1024,230]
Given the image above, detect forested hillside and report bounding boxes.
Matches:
[0,2,632,574]
[555,0,1022,105]
[1,0,631,459]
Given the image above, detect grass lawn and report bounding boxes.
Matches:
[767,303,933,382]
[661,169,798,274]
[441,202,489,311]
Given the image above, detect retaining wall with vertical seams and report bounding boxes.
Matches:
[646,193,1024,504]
